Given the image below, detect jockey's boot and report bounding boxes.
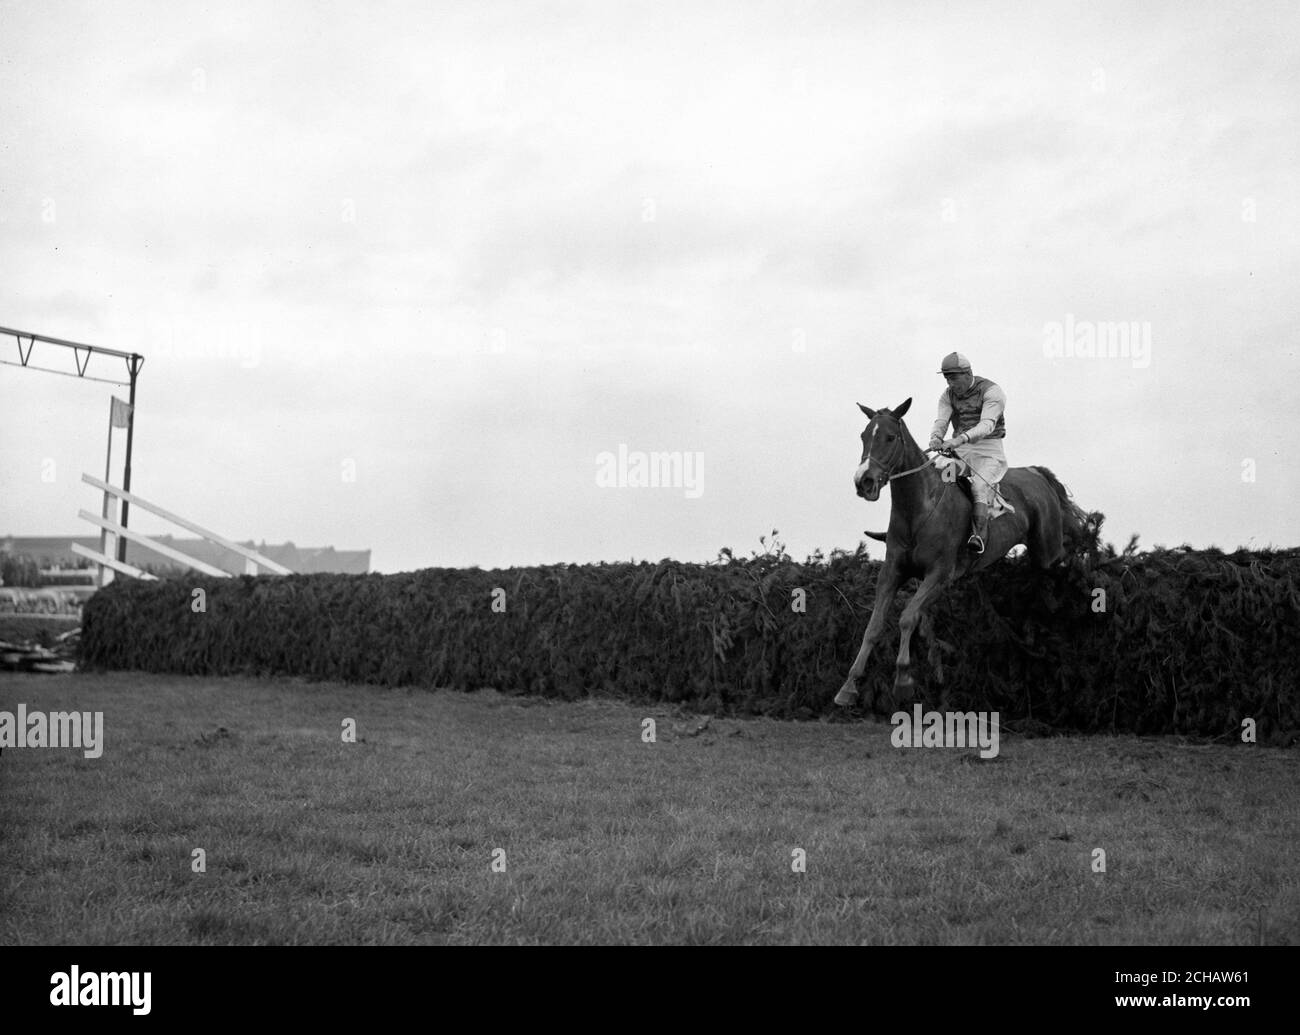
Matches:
[967,502,989,554]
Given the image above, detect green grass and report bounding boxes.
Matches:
[1,671,1296,945]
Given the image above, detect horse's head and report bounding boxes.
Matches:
[853,397,912,501]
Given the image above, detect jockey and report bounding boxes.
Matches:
[927,352,1008,554]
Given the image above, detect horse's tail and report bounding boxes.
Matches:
[1033,466,1100,554]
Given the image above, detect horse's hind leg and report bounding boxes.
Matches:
[1029,471,1066,568]
[835,559,902,707]
[894,567,951,692]
[1030,510,1064,568]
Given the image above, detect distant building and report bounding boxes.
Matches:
[0,536,370,576]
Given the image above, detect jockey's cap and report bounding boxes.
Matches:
[938,351,972,373]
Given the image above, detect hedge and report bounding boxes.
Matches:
[78,531,1299,740]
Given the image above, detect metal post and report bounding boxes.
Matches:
[116,355,143,564]
[0,329,145,574]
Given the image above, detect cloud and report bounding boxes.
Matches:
[3,1,1298,570]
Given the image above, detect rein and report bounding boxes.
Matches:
[874,420,1006,550]
[891,454,938,479]
[863,418,953,548]
[864,418,940,481]
[869,419,998,490]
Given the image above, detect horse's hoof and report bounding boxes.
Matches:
[894,670,915,690]
[834,684,859,707]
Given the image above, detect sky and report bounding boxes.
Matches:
[2,0,1297,573]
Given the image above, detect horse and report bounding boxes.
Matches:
[834,397,1088,709]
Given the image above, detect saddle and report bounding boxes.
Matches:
[936,455,1016,518]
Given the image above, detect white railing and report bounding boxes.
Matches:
[77,473,295,586]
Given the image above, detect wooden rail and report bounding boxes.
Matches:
[80,473,294,585]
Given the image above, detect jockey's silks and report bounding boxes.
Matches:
[946,376,1006,440]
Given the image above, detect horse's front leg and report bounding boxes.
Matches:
[835,559,902,706]
[894,566,952,691]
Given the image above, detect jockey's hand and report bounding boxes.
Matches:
[939,437,965,452]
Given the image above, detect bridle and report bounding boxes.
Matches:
[857,403,999,552]
[859,416,952,547]
[860,417,939,485]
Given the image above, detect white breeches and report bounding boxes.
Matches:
[954,438,1008,505]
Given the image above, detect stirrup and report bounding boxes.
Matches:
[966,533,985,554]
